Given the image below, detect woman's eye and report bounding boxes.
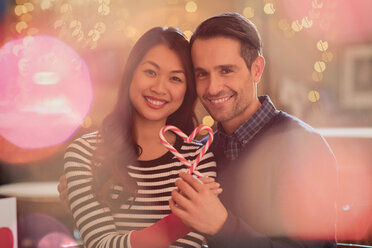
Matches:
[144,69,156,76]
[171,76,183,82]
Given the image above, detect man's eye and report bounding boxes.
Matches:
[196,72,207,78]
[221,68,232,74]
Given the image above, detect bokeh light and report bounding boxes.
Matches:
[0,136,62,164]
[18,213,74,248]
[234,133,338,239]
[312,71,323,82]
[202,115,214,127]
[316,40,328,51]
[0,35,93,150]
[322,51,333,62]
[283,0,372,43]
[308,90,320,103]
[276,156,337,239]
[291,20,302,32]
[336,164,372,240]
[38,232,77,248]
[185,1,197,13]
[263,3,275,15]
[314,61,326,72]
[243,6,255,18]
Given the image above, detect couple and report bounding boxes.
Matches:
[61,12,337,248]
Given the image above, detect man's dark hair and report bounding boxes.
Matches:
[190,12,263,69]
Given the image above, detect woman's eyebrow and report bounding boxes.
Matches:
[142,61,159,69]
[142,61,185,74]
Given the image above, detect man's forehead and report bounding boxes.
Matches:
[191,37,242,67]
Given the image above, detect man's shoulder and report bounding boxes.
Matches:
[200,131,223,153]
[269,111,320,137]
[255,111,333,157]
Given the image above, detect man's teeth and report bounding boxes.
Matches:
[146,97,166,106]
[210,96,230,104]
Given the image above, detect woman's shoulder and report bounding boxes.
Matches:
[66,131,101,154]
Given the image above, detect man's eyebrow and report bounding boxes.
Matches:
[215,64,238,70]
[194,64,238,72]
[194,67,206,72]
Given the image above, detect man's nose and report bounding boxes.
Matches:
[206,74,224,96]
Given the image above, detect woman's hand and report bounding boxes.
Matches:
[198,176,223,195]
[57,175,71,212]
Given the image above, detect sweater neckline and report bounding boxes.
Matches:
[137,135,183,166]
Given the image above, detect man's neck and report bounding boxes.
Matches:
[221,98,261,134]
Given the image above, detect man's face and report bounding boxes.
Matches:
[191,36,263,129]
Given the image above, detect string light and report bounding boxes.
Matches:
[314,61,326,73]
[308,90,320,103]
[312,71,323,82]
[243,6,255,18]
[13,2,35,34]
[322,51,333,62]
[185,1,197,13]
[53,1,110,49]
[263,3,275,15]
[246,1,334,105]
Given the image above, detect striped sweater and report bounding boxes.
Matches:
[64,131,217,248]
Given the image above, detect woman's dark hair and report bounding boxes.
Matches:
[190,12,262,69]
[93,27,197,207]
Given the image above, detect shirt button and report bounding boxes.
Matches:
[241,139,248,145]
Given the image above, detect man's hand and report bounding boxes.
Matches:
[169,172,228,235]
[57,174,70,212]
[199,176,223,196]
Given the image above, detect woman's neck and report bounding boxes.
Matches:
[133,114,175,161]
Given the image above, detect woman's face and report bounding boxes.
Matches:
[129,44,187,123]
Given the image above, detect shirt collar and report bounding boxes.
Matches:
[216,95,278,160]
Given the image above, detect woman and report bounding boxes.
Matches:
[64,27,218,248]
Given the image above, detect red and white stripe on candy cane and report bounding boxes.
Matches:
[159,125,214,177]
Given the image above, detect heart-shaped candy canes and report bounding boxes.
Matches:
[159,125,214,177]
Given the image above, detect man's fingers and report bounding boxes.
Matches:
[199,177,214,184]
[175,178,199,200]
[206,182,220,190]
[214,188,223,196]
[169,198,188,222]
[171,189,192,209]
[179,172,204,192]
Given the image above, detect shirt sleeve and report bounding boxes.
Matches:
[206,211,336,248]
[130,213,192,248]
[64,138,133,248]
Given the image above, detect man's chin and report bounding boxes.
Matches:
[208,112,232,123]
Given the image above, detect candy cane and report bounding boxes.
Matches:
[159,125,214,177]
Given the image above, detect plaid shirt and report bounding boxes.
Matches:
[216,95,278,160]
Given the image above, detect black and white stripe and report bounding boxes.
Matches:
[64,132,217,248]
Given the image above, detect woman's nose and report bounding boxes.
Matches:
[150,77,167,95]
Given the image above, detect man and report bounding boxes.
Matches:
[169,12,338,247]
